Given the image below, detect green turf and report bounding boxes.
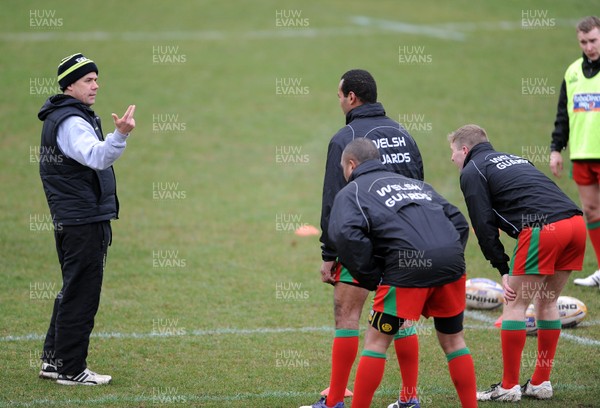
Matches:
[1,0,600,407]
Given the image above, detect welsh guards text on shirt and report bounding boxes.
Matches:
[372,136,412,165]
[376,182,431,208]
[488,154,529,170]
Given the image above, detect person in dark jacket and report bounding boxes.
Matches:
[549,16,600,288]
[306,69,423,408]
[37,53,136,385]
[449,124,585,402]
[327,138,476,408]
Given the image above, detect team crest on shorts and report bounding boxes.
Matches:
[381,323,393,333]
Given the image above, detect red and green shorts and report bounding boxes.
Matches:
[510,215,586,276]
[372,274,466,320]
[333,262,366,287]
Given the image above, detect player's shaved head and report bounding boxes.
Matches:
[342,138,381,166]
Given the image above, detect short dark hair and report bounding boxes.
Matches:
[342,138,381,165]
[340,69,377,103]
[577,16,600,33]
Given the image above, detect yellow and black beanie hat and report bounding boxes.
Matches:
[57,53,98,90]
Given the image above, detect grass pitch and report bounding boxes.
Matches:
[1,1,600,407]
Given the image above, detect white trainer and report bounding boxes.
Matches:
[522,379,553,399]
[56,368,112,386]
[573,269,600,287]
[476,382,521,402]
[38,362,59,380]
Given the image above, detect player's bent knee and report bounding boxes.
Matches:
[434,312,464,335]
[369,310,404,335]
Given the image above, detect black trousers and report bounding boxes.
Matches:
[42,221,111,375]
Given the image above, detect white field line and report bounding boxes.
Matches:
[0,326,333,342]
[0,323,489,343]
[1,316,597,406]
[1,315,596,345]
[0,18,580,43]
[0,27,373,42]
[350,16,466,41]
[465,310,600,347]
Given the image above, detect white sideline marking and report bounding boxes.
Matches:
[3,316,596,345]
[0,326,333,342]
[0,18,580,43]
[437,18,579,32]
[0,27,376,42]
[0,324,494,343]
[465,310,600,347]
[351,16,465,41]
[0,26,381,42]
[2,318,597,406]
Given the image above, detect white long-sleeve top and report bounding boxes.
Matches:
[57,116,128,171]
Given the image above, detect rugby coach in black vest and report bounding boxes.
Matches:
[37,53,135,385]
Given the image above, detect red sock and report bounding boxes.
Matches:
[393,328,419,401]
[587,221,600,266]
[325,330,359,407]
[351,351,386,408]
[501,320,527,389]
[447,349,477,408]
[531,320,561,385]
